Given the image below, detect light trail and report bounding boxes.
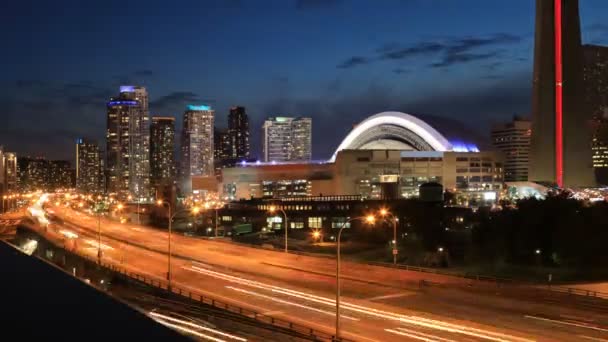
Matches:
[392,327,457,342]
[226,286,359,321]
[525,315,608,333]
[58,230,78,239]
[153,318,228,342]
[186,265,535,342]
[385,328,444,342]
[83,239,114,250]
[150,312,247,341]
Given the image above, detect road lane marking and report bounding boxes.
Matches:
[153,318,228,342]
[525,315,608,333]
[368,292,410,301]
[579,335,608,342]
[226,286,359,321]
[185,266,534,342]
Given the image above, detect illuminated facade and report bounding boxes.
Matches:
[262,117,312,162]
[180,105,215,192]
[16,157,72,191]
[1,150,17,192]
[491,117,531,181]
[221,150,503,206]
[529,0,594,187]
[76,138,103,193]
[150,117,176,189]
[106,86,150,198]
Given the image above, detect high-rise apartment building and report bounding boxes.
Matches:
[262,117,312,162]
[106,85,150,199]
[180,105,215,191]
[529,0,594,187]
[48,160,73,190]
[583,44,608,184]
[150,116,176,189]
[213,128,231,175]
[492,117,531,181]
[76,138,104,194]
[4,152,17,192]
[228,106,250,159]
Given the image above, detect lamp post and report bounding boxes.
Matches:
[127,195,141,225]
[379,208,399,265]
[335,215,375,341]
[157,199,199,291]
[269,205,289,253]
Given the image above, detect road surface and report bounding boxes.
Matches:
[23,200,608,341]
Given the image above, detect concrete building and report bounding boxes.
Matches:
[150,116,176,190]
[491,117,531,181]
[228,106,250,160]
[106,86,150,199]
[76,138,104,194]
[4,152,17,192]
[262,117,312,162]
[180,105,215,192]
[223,112,502,207]
[529,0,594,187]
[16,157,71,191]
[48,160,72,190]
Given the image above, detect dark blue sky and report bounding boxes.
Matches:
[1,0,607,161]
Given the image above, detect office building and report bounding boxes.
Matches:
[262,117,312,162]
[529,0,594,187]
[76,138,104,194]
[491,117,531,181]
[180,105,215,192]
[106,85,150,199]
[18,157,48,192]
[228,106,250,159]
[150,116,176,189]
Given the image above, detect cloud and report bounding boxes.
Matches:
[338,33,522,70]
[150,91,201,108]
[336,56,369,69]
[378,42,445,60]
[295,0,341,10]
[430,51,501,68]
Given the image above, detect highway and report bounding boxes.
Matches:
[22,197,608,341]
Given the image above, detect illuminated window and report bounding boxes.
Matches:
[308,217,323,229]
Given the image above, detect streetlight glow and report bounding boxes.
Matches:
[269,205,276,213]
[192,206,200,214]
[365,215,375,224]
[379,208,388,216]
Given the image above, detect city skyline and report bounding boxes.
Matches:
[2,0,608,161]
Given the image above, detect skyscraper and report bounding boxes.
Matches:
[4,152,17,192]
[213,128,231,175]
[150,116,176,189]
[106,86,150,199]
[228,106,250,159]
[76,138,104,194]
[529,0,594,187]
[262,117,312,162]
[491,117,531,181]
[583,44,608,184]
[180,105,215,191]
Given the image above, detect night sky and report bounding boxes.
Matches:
[1,0,607,161]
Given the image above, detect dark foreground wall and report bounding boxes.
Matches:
[0,239,186,341]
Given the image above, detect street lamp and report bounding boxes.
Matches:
[157,199,199,290]
[379,208,399,265]
[269,205,289,253]
[335,214,375,341]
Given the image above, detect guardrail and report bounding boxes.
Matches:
[66,249,351,342]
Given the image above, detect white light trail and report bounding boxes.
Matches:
[226,286,359,321]
[59,230,78,239]
[186,266,535,342]
[150,312,246,341]
[392,327,457,342]
[525,315,608,333]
